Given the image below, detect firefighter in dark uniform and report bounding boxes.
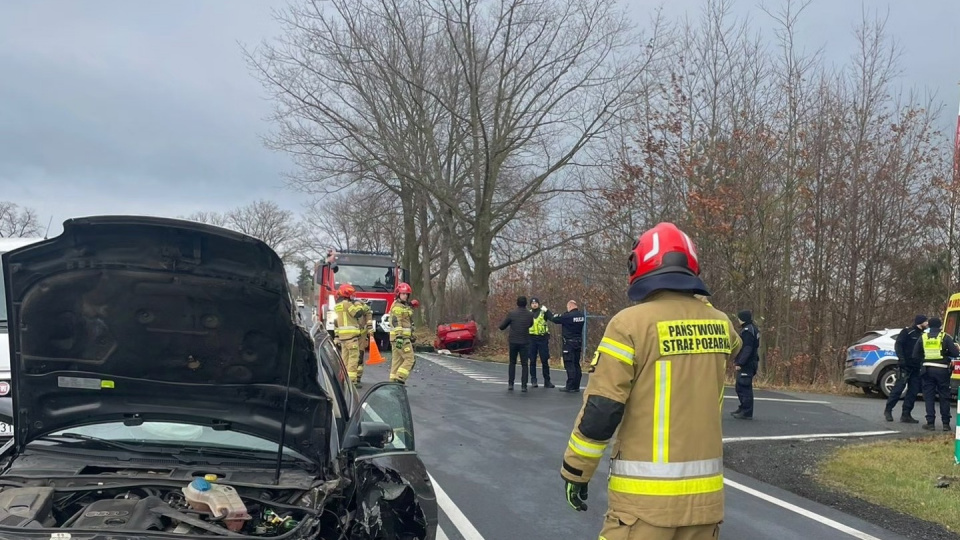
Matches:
[551,300,586,392]
[915,317,959,432]
[732,310,760,420]
[528,297,555,389]
[560,222,741,539]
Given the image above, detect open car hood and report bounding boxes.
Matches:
[1,216,331,461]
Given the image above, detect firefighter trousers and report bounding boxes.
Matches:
[390,338,416,382]
[340,337,361,384]
[599,511,720,540]
[357,336,369,382]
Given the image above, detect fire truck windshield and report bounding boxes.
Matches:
[334,264,395,291]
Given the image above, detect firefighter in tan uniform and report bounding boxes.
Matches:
[561,222,742,540]
[356,306,374,388]
[389,283,416,383]
[333,283,372,388]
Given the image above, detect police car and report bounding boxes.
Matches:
[843,328,902,397]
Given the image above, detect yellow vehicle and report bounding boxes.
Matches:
[940,293,960,392]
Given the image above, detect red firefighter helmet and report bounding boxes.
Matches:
[397,282,413,296]
[627,222,700,284]
[337,283,356,298]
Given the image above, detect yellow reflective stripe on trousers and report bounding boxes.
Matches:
[568,433,605,459]
[610,457,722,479]
[653,360,672,463]
[597,337,635,365]
[609,474,723,496]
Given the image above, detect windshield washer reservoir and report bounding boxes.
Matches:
[182,478,251,531]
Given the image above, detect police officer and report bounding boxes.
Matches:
[560,222,741,539]
[551,300,586,392]
[732,310,760,420]
[528,297,555,389]
[884,315,928,423]
[333,284,372,388]
[389,283,417,383]
[915,317,958,431]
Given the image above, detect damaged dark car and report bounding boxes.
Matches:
[0,216,438,539]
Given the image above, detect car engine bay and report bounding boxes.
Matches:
[0,462,430,539]
[0,480,322,537]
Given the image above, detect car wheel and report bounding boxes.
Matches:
[879,367,898,398]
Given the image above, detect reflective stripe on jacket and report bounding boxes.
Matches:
[560,291,742,528]
[335,299,371,339]
[390,301,414,339]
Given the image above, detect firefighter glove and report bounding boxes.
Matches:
[565,480,588,511]
[541,306,547,312]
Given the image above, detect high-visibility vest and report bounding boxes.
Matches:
[530,311,549,336]
[922,332,950,368]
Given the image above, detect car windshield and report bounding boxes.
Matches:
[43,422,303,457]
[334,265,395,291]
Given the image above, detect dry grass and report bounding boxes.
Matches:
[818,436,960,533]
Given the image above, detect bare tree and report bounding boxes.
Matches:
[183,200,304,263]
[0,202,42,238]
[249,0,666,339]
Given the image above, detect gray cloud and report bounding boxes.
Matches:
[0,0,957,238]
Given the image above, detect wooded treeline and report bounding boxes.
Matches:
[5,0,936,386]
[235,0,960,384]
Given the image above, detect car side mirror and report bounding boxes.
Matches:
[344,421,394,450]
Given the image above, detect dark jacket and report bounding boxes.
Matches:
[895,326,925,367]
[499,307,534,345]
[551,309,585,344]
[911,329,959,367]
[734,321,760,374]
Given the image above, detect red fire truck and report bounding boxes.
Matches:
[315,250,408,351]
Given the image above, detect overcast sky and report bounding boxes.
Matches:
[0,0,957,237]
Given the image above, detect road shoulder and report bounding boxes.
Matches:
[724,436,959,540]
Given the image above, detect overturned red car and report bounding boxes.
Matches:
[434,321,479,354]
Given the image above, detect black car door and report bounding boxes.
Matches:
[341,382,438,540]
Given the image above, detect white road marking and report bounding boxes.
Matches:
[724,478,883,539]
[723,430,897,443]
[429,472,486,540]
[419,354,503,384]
[722,395,831,404]
[437,528,450,540]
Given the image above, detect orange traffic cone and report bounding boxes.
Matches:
[366,338,385,365]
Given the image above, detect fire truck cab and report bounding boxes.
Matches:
[315,250,409,351]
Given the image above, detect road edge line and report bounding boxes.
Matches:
[724,478,883,540]
[428,472,486,540]
[723,430,897,443]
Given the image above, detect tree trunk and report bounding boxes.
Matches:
[416,197,435,327]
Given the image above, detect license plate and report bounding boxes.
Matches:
[0,423,13,437]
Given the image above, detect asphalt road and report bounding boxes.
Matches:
[361,352,918,540]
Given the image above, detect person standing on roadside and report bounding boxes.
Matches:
[914,317,958,431]
[528,297,555,389]
[731,310,760,420]
[499,296,535,392]
[559,222,741,539]
[551,300,586,393]
[884,315,928,423]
